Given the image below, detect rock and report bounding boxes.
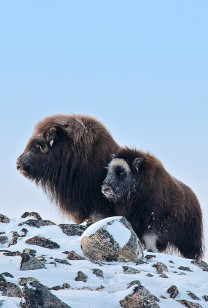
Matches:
[75,271,88,282]
[8,231,20,246]
[123,266,140,274]
[145,255,156,260]
[67,251,86,260]
[0,214,10,223]
[23,248,37,256]
[21,228,28,237]
[152,262,168,274]
[120,285,160,308]
[177,300,202,307]
[187,292,200,301]
[20,253,45,271]
[25,236,60,249]
[0,281,22,297]
[19,219,55,228]
[92,269,104,278]
[3,251,21,256]
[0,275,6,282]
[19,277,39,286]
[146,273,154,277]
[1,272,14,278]
[127,281,141,288]
[191,260,208,271]
[21,281,71,308]
[59,224,87,236]
[81,216,143,263]
[167,285,179,299]
[0,236,8,244]
[21,212,42,220]
[54,258,71,265]
[159,274,168,278]
[178,266,192,272]
[50,283,70,291]
[202,295,208,301]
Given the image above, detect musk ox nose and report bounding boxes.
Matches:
[101,183,114,196]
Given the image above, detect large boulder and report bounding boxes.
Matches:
[81,216,143,263]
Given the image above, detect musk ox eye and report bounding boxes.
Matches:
[116,168,126,179]
[40,143,49,153]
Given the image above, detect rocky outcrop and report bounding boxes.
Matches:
[81,216,143,263]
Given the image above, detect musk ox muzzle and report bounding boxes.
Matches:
[101,183,116,200]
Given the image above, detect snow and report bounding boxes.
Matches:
[106,220,131,248]
[0,213,208,307]
[81,216,122,237]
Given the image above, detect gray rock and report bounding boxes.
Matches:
[127,281,141,288]
[25,236,60,249]
[167,285,179,299]
[3,251,21,256]
[0,281,22,297]
[159,274,168,278]
[187,291,200,301]
[0,214,10,223]
[0,236,8,244]
[21,281,71,308]
[153,262,168,274]
[54,258,71,265]
[120,285,159,308]
[81,217,143,263]
[19,219,55,228]
[178,266,192,272]
[145,255,156,260]
[67,250,86,260]
[23,248,37,256]
[202,295,208,301]
[75,271,88,282]
[59,224,87,236]
[123,266,140,274]
[92,269,104,278]
[0,275,6,282]
[1,272,14,278]
[20,253,45,271]
[21,212,42,220]
[191,260,208,271]
[177,300,202,307]
[19,277,39,286]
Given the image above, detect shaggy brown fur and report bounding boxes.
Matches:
[102,148,203,259]
[16,114,119,223]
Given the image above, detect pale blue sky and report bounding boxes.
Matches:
[0,1,208,256]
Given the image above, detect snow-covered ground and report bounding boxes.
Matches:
[0,213,208,308]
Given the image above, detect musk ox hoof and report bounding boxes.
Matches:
[81,216,143,263]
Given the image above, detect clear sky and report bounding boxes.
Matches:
[0,1,208,257]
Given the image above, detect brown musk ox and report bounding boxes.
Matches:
[101,147,203,259]
[16,114,119,223]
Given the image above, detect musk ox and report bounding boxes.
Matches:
[101,147,203,259]
[16,114,119,223]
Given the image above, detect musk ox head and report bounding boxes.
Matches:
[17,114,119,223]
[101,153,144,203]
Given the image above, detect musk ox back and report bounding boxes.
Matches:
[16,114,119,223]
[101,148,203,259]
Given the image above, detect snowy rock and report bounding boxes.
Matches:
[0,281,22,297]
[81,216,143,263]
[20,253,45,271]
[0,236,8,244]
[152,262,168,274]
[66,250,86,260]
[120,285,160,308]
[191,260,208,271]
[0,214,10,223]
[177,300,202,307]
[92,268,103,278]
[123,266,140,274]
[54,258,71,265]
[21,212,42,220]
[59,224,87,236]
[166,285,179,298]
[75,271,88,282]
[19,219,55,228]
[21,281,71,308]
[25,236,60,249]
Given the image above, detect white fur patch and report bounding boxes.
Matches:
[109,158,131,172]
[142,233,159,252]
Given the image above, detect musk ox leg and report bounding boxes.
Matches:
[176,241,202,260]
[142,233,159,252]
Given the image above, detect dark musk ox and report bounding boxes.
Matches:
[101,148,203,259]
[16,114,119,223]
